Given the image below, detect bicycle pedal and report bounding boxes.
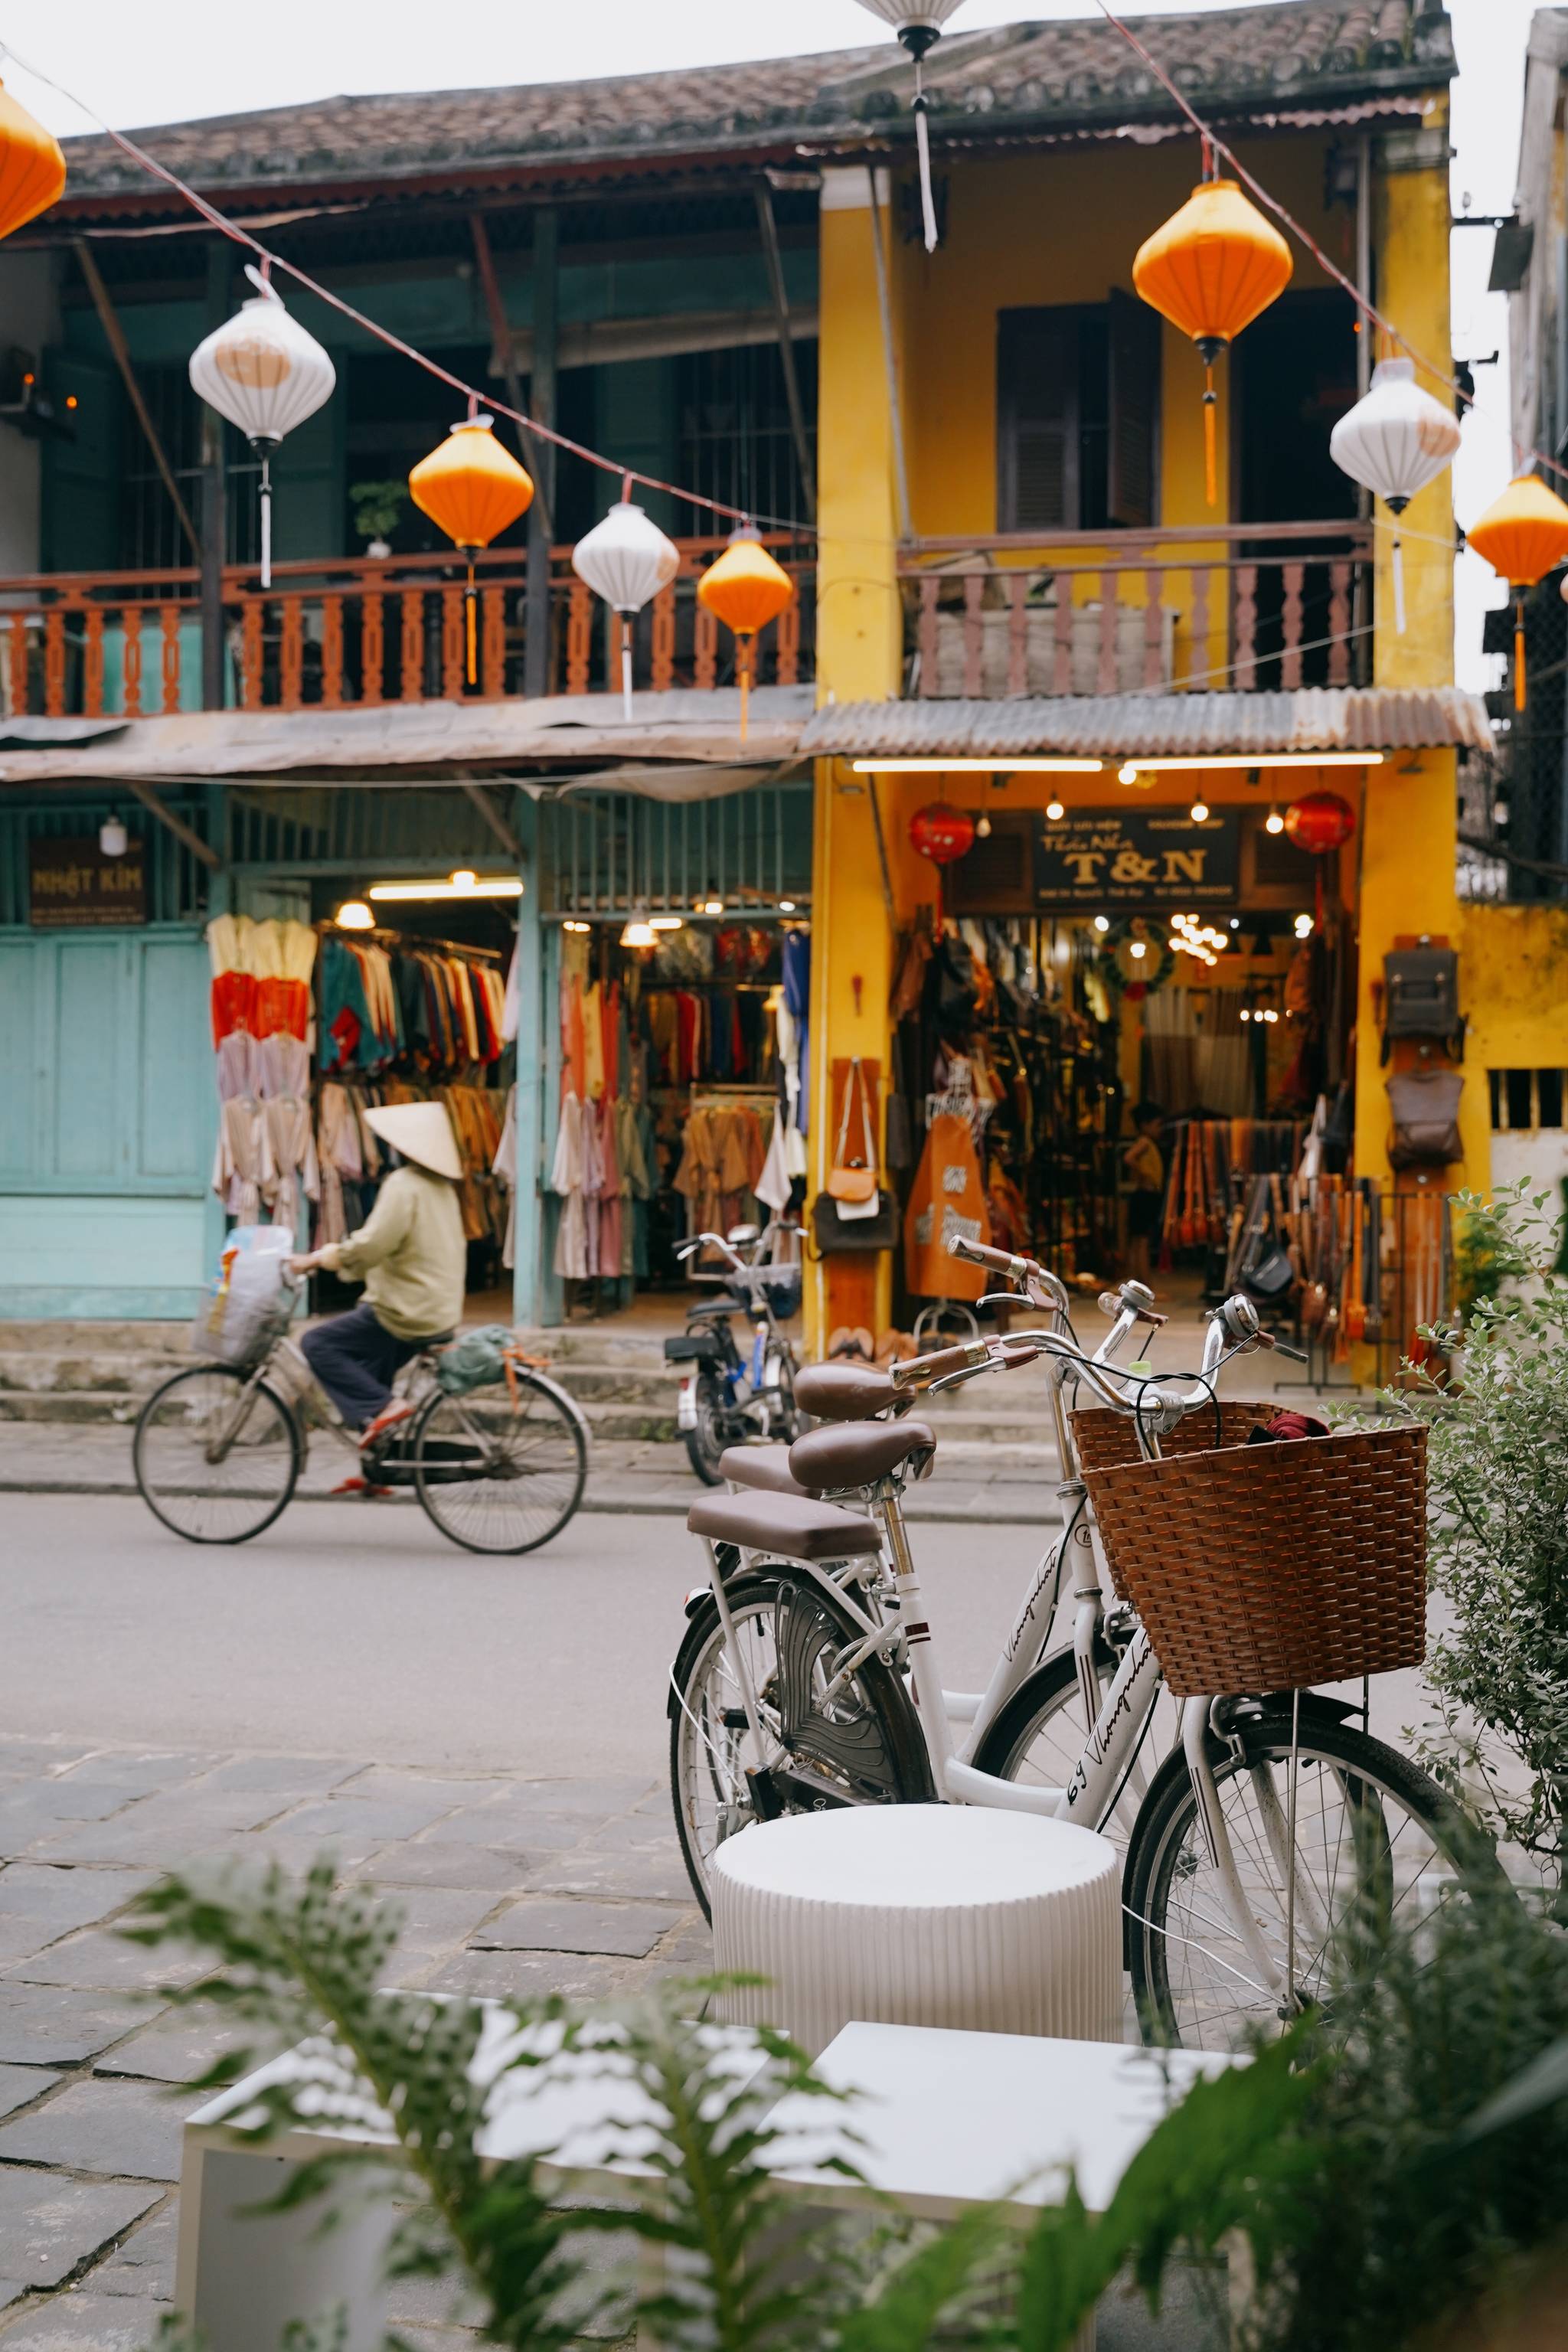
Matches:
[330,1476,394,1499]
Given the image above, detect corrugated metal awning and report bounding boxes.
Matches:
[800,690,1494,762]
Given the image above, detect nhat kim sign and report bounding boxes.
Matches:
[29,835,147,927]
[1037,808,1239,909]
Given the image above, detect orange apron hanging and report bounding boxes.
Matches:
[904,1110,990,1302]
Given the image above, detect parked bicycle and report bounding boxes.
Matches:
[134,1278,587,1553]
[666,1221,805,1485]
[668,1238,1497,2050]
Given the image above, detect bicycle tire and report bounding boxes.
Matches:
[682,1378,730,1487]
[132,1364,300,1546]
[411,1371,587,1554]
[1123,1706,1505,2051]
[669,1565,933,1918]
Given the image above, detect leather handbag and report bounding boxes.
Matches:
[826,1057,880,1208]
[1387,1069,1464,1168]
[812,1187,897,1256]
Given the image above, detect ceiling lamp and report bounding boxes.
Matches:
[1119,753,1380,779]
[648,914,684,931]
[1328,356,1462,634]
[335,900,374,930]
[570,492,681,720]
[188,265,336,590]
[851,757,1102,774]
[851,2,967,250]
[1265,805,1285,834]
[0,79,65,243]
[620,916,657,949]
[1189,799,1210,823]
[98,815,129,858]
[697,528,795,743]
[1465,473,1568,711]
[1132,171,1292,505]
[909,799,975,928]
[409,407,534,685]
[368,877,522,901]
[1045,797,1065,821]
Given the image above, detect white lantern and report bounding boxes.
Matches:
[188,264,336,589]
[571,498,681,719]
[1328,357,1461,635]
[852,1,968,252]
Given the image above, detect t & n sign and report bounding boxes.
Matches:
[1036,808,1239,909]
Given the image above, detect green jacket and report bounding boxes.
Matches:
[320,1166,466,1339]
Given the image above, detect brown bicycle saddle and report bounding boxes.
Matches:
[687,1489,883,1563]
[718,1444,818,1500]
[789,1418,936,1491]
[792,1361,899,1422]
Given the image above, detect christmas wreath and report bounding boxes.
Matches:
[1096,916,1176,1003]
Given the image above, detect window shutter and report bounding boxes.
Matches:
[998,310,1079,533]
[1107,287,1161,529]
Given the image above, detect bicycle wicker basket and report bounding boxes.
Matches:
[1078,1422,1428,1698]
[1070,1402,1278,1475]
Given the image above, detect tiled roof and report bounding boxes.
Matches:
[800,688,1493,759]
[55,2,1455,204]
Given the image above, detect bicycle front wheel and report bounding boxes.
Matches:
[412,1373,586,1554]
[972,1633,1184,1864]
[1124,1706,1504,2052]
[133,1364,300,1545]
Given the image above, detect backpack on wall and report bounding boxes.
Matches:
[1381,947,1463,1062]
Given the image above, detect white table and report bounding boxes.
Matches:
[177,2012,1243,2350]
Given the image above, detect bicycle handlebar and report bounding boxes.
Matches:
[889,1338,991,1391]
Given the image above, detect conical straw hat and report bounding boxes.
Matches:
[362,1101,463,1181]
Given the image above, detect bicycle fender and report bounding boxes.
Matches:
[668,1553,881,1710]
[520,1367,593,1449]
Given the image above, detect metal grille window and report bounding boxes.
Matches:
[1488,1068,1567,1131]
[677,342,816,532]
[543,785,812,918]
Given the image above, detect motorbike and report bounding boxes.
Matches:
[663,1222,804,1485]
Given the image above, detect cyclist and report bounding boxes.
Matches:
[288,1100,466,1449]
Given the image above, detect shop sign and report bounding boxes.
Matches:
[28,835,147,928]
[1037,808,1239,908]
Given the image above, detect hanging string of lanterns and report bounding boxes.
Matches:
[1132,153,1292,508]
[851,1,968,253]
[1464,473,1568,714]
[696,527,796,743]
[1328,358,1462,635]
[570,488,681,720]
[188,265,336,590]
[407,404,534,685]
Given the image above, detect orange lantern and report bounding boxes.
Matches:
[0,80,66,245]
[409,412,533,685]
[1132,175,1292,507]
[1465,473,1568,711]
[696,527,795,741]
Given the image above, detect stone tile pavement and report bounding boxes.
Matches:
[0,1733,710,2347]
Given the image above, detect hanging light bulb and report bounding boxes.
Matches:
[1190,799,1210,823]
[335,900,374,931]
[1093,915,1111,933]
[851,2,969,252]
[570,491,681,720]
[1329,357,1462,635]
[1133,169,1292,507]
[1045,797,1065,822]
[409,408,533,686]
[189,265,336,590]
[1266,805,1285,834]
[98,814,129,858]
[1118,761,1139,786]
[620,916,657,949]
[697,528,795,743]
[1465,473,1568,713]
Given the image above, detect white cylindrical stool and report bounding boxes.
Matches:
[713,1808,1122,2057]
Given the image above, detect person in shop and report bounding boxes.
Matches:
[1122,1099,1166,1284]
[287,1101,467,1449]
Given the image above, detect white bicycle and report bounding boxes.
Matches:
[668,1240,1498,2050]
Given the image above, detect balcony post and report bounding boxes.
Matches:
[201,241,231,714]
[524,206,558,701]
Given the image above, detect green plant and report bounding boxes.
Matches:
[349,480,410,544]
[1235,1874,1568,2352]
[1385,1184,1568,1886]
[126,1859,1309,2352]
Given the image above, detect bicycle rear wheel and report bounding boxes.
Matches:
[133,1365,299,1544]
[1124,1706,1504,2052]
[412,1372,586,1553]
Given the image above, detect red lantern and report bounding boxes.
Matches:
[909,802,976,864]
[909,800,975,930]
[1283,791,1355,854]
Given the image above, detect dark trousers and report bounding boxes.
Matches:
[299,1302,423,1430]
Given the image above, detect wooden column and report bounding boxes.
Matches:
[524,207,558,702]
[200,241,231,713]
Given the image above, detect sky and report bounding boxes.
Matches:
[2,0,1539,688]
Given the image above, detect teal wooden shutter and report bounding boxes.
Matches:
[997,309,1080,533]
[41,351,122,573]
[1107,288,1161,529]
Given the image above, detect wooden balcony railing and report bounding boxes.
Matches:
[0,535,815,720]
[899,522,1374,698]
